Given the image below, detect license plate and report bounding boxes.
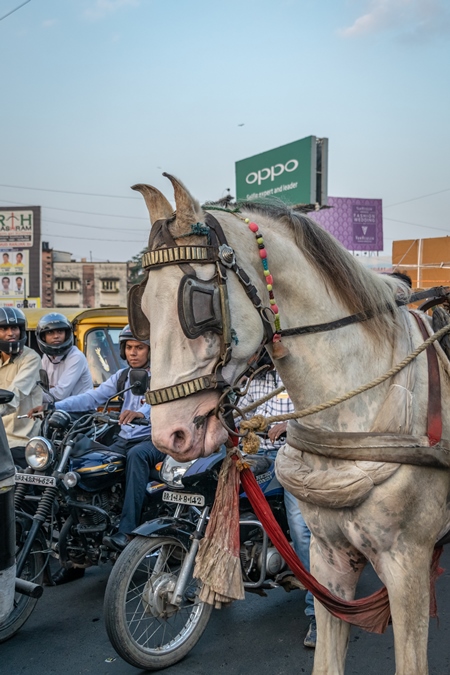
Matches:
[162,491,205,506]
[15,473,56,487]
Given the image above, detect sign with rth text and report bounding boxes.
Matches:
[0,210,34,247]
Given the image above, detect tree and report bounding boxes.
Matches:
[128,247,147,287]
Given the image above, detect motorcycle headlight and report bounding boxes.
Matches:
[25,437,54,471]
[160,456,196,489]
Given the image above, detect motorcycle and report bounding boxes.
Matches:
[0,368,167,643]
[104,442,303,671]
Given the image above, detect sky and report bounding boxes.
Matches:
[1,0,449,262]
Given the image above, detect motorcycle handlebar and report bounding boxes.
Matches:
[129,418,149,426]
[93,412,149,427]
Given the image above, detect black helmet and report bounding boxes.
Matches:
[36,313,73,357]
[0,307,27,356]
[119,324,149,361]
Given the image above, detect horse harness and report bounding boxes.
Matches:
[139,213,274,408]
[135,210,450,444]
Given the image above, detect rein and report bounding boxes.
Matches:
[280,286,450,337]
[239,321,450,453]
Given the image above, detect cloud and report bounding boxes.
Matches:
[84,0,140,21]
[339,0,450,40]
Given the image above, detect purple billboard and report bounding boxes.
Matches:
[311,197,383,251]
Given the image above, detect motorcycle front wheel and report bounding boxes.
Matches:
[0,530,46,644]
[104,535,213,671]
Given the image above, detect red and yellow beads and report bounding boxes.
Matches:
[245,219,281,334]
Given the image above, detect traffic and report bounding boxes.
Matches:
[0,306,318,670]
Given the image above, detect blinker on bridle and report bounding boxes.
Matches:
[142,212,279,408]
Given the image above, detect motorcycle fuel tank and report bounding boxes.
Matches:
[69,451,126,492]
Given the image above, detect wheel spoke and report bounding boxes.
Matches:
[125,542,200,650]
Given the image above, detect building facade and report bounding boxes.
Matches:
[41,244,129,308]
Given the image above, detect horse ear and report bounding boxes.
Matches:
[131,184,174,225]
[127,281,150,342]
[163,173,203,238]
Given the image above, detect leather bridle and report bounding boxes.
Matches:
[142,212,274,407]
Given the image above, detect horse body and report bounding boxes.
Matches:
[133,175,450,674]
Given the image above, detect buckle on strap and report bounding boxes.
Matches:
[145,374,226,406]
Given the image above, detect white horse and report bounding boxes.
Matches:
[130,174,450,675]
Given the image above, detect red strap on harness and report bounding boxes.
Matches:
[410,311,442,446]
[234,456,444,633]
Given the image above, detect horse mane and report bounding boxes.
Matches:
[233,199,406,336]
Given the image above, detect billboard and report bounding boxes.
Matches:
[311,197,383,252]
[0,297,41,310]
[235,136,328,206]
[0,206,41,302]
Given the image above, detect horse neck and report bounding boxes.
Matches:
[228,213,397,431]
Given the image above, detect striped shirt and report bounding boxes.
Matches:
[237,370,294,451]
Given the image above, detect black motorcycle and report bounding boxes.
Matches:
[104,445,302,671]
[1,368,166,643]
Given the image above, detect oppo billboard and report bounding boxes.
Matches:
[235,136,328,206]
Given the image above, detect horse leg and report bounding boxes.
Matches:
[309,533,367,675]
[375,549,432,675]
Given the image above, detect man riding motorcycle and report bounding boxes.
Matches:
[36,312,92,404]
[51,325,165,562]
[0,307,42,466]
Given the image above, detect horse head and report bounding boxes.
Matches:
[132,175,266,461]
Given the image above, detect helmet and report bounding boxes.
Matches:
[0,307,27,356]
[36,313,73,357]
[119,324,149,361]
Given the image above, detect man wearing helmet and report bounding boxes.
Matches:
[0,307,42,458]
[30,313,93,406]
[50,325,165,559]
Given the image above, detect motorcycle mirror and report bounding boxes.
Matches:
[38,369,50,393]
[0,388,14,404]
[129,369,149,396]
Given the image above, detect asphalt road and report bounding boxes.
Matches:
[2,547,450,675]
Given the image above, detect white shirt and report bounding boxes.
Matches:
[42,346,93,403]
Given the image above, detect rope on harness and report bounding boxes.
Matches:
[240,323,450,454]
[239,385,286,415]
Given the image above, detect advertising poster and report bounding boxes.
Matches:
[311,197,383,252]
[0,248,30,302]
[0,297,40,309]
[235,136,328,206]
[0,206,40,300]
[0,209,34,247]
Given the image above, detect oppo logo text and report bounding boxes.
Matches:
[245,159,299,186]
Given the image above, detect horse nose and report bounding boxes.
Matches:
[153,425,194,458]
[171,427,193,454]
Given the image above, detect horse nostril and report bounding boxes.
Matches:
[173,429,187,450]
